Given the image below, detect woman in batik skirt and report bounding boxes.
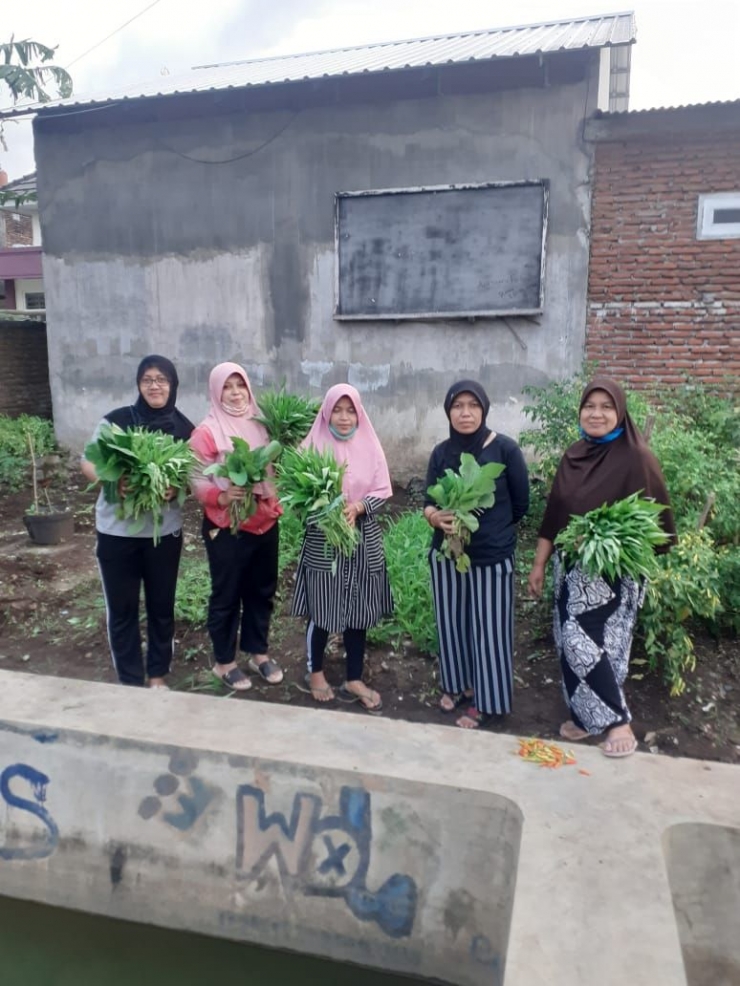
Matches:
[528,376,675,757]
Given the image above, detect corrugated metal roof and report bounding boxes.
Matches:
[0,11,635,119]
[595,97,740,117]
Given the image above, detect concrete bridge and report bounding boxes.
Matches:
[0,670,737,985]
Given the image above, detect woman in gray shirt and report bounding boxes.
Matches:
[81,355,194,688]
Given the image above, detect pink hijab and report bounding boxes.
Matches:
[301,384,392,502]
[200,362,273,495]
[200,363,269,452]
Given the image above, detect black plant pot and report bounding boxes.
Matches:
[23,511,75,545]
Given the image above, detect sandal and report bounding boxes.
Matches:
[247,657,284,685]
[601,730,638,758]
[439,692,473,713]
[338,684,383,715]
[213,666,252,692]
[559,720,590,742]
[456,706,496,730]
[295,674,336,702]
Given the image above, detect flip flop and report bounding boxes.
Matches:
[212,667,252,692]
[439,692,473,713]
[247,657,284,685]
[338,684,383,714]
[559,721,590,742]
[600,734,638,758]
[294,674,336,702]
[299,673,336,702]
[456,706,496,730]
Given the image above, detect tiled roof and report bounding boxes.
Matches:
[0,11,635,118]
[0,171,36,195]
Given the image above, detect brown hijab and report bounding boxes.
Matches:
[539,376,676,549]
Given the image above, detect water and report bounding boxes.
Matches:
[0,896,420,986]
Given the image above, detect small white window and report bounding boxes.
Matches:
[697,192,740,240]
[24,292,46,311]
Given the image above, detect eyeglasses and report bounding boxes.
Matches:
[140,375,170,388]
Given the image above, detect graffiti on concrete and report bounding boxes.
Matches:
[0,763,59,860]
[139,751,214,831]
[236,783,418,938]
[470,934,504,986]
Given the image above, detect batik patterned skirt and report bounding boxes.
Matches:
[552,553,646,735]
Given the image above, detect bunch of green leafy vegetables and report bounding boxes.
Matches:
[84,424,195,544]
[256,387,321,448]
[427,452,505,573]
[277,444,359,564]
[555,491,670,582]
[203,436,282,533]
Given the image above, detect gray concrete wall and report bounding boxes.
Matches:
[1,671,739,985]
[34,70,597,476]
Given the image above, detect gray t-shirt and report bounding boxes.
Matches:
[87,419,184,539]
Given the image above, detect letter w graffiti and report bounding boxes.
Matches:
[236,784,321,882]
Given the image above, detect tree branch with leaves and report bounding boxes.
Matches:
[0,36,73,177]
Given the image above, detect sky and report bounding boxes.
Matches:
[2,0,739,178]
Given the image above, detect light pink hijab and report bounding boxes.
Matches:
[200,362,273,495]
[301,384,392,502]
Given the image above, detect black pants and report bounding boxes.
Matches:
[96,530,183,686]
[203,518,279,666]
[306,621,367,682]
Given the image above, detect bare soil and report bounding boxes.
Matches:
[0,478,738,764]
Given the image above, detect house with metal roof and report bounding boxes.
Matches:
[0,172,44,316]
[10,11,636,467]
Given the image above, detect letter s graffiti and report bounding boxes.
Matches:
[0,763,59,860]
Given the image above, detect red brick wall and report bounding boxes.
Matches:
[586,132,740,390]
[0,323,52,417]
[0,211,33,248]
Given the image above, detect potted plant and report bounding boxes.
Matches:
[22,429,74,545]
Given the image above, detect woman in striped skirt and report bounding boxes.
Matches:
[424,381,530,729]
[291,384,393,712]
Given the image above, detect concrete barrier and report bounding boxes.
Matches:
[0,669,737,985]
[664,823,740,986]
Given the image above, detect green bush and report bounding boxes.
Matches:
[712,546,740,635]
[639,531,722,696]
[174,549,210,627]
[257,388,321,448]
[0,414,56,490]
[368,511,438,654]
[660,380,740,448]
[650,412,740,545]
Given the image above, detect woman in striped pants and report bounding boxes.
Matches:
[424,381,530,729]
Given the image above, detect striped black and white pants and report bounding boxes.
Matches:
[429,553,515,716]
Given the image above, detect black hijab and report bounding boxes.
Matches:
[439,379,493,470]
[105,355,194,439]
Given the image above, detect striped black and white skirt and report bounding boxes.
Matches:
[429,552,515,716]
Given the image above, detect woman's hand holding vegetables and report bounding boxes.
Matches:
[343,500,364,527]
[425,507,456,535]
[217,483,247,509]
